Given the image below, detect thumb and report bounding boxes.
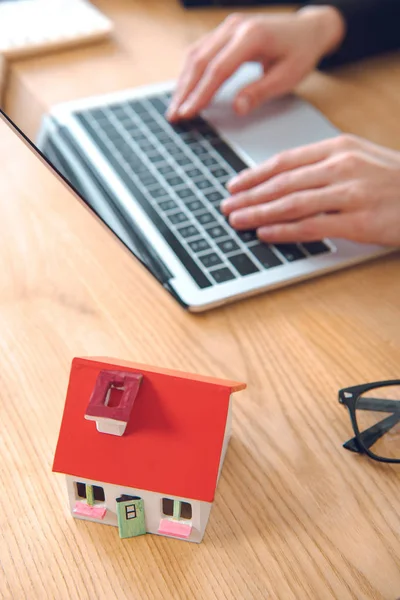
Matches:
[234,59,298,115]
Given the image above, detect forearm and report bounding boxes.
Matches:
[304,0,400,68]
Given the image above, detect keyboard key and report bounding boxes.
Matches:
[117,114,134,126]
[139,112,155,123]
[249,244,283,269]
[88,108,107,122]
[185,168,202,178]
[186,117,204,129]
[155,131,172,143]
[186,199,204,212]
[147,151,164,162]
[201,156,218,167]
[146,121,164,134]
[130,131,147,142]
[136,140,155,152]
[159,199,177,211]
[120,149,137,162]
[177,225,200,239]
[210,167,229,179]
[105,130,123,143]
[124,124,140,135]
[210,141,248,173]
[199,253,223,268]
[167,212,188,225]
[149,186,167,199]
[274,244,306,262]
[128,100,147,114]
[109,105,127,119]
[175,155,192,167]
[138,173,158,187]
[195,179,213,190]
[165,175,184,187]
[171,123,191,135]
[147,97,166,113]
[228,254,260,276]
[205,225,229,239]
[196,213,215,226]
[188,238,211,253]
[164,140,181,151]
[157,164,174,176]
[201,130,219,142]
[211,267,236,283]
[175,187,194,199]
[236,230,258,243]
[179,131,199,142]
[189,142,208,155]
[217,239,240,253]
[303,241,331,255]
[114,139,130,152]
[204,191,224,204]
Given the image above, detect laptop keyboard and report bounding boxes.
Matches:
[74,92,332,288]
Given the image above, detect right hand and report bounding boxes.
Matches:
[167,6,345,122]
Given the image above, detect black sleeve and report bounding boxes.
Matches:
[306,0,400,68]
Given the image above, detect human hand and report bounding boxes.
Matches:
[221,135,400,247]
[167,6,345,122]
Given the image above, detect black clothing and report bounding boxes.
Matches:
[308,0,400,68]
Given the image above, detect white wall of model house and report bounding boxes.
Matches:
[65,395,234,543]
[65,475,212,543]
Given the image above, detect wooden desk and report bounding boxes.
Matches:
[1,2,400,598]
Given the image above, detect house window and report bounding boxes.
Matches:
[76,482,105,504]
[125,504,137,520]
[162,498,174,516]
[162,498,192,520]
[104,383,124,408]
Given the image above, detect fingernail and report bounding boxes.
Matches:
[257,226,274,242]
[236,95,251,116]
[229,211,245,227]
[167,97,180,115]
[178,101,193,117]
[227,175,240,189]
[220,199,232,214]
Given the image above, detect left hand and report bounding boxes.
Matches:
[221,134,400,247]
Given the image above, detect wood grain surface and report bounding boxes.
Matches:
[1,1,400,599]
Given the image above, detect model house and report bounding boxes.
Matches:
[53,356,246,543]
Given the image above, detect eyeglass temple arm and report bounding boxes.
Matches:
[343,411,400,453]
[354,396,400,413]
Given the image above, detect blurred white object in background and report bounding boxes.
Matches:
[0,0,113,58]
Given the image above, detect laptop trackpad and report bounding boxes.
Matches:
[202,63,339,167]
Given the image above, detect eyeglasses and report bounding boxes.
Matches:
[339,380,400,464]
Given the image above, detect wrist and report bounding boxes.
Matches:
[297,5,346,59]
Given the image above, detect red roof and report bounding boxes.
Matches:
[53,357,246,502]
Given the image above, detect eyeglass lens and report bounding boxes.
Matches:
[355,384,400,460]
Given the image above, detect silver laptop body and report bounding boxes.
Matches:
[37,64,389,311]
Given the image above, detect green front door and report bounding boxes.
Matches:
[116,495,146,539]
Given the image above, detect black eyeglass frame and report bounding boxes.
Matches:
[338,379,400,464]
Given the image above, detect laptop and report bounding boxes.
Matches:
[37,63,389,311]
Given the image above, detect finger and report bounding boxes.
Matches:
[232,58,299,116]
[221,160,333,215]
[228,187,341,230]
[167,33,230,121]
[167,16,241,121]
[176,32,259,120]
[227,135,342,193]
[256,213,349,243]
